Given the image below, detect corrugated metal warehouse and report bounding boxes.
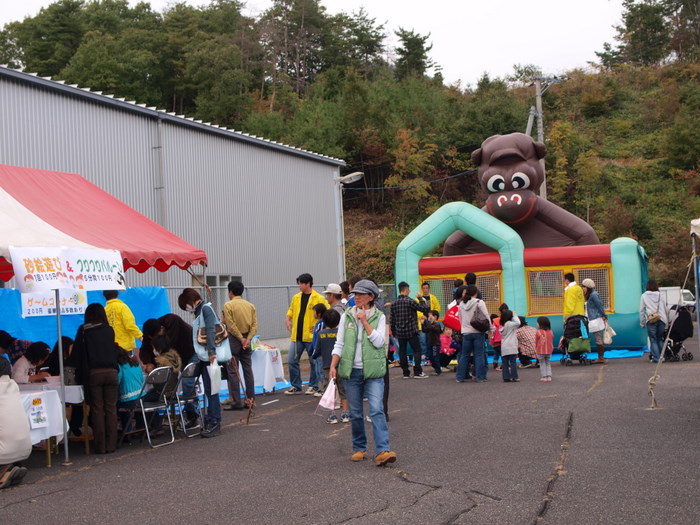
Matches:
[0,65,347,337]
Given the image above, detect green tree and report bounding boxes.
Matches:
[617,0,672,65]
[394,28,433,80]
[2,0,86,76]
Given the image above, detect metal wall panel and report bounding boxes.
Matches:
[0,71,344,293]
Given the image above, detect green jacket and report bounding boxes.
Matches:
[337,307,386,380]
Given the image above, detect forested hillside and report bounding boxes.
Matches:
[2,0,698,284]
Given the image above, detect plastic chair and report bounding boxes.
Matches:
[171,362,206,438]
[136,366,176,448]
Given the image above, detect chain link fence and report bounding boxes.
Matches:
[163,284,396,340]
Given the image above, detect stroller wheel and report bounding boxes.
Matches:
[681,353,688,361]
[687,352,693,361]
[560,358,567,365]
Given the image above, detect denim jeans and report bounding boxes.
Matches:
[288,341,318,389]
[418,331,429,360]
[502,354,518,381]
[647,321,666,362]
[182,354,200,416]
[458,333,486,381]
[429,345,441,374]
[200,361,221,424]
[313,356,324,389]
[343,368,390,454]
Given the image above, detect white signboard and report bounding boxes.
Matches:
[8,246,125,294]
[21,289,88,318]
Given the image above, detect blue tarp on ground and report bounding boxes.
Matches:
[0,287,171,348]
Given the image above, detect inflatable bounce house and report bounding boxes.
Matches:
[395,133,648,349]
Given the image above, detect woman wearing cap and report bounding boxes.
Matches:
[330,279,397,467]
[581,279,606,364]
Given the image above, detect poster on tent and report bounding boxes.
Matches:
[20,289,88,318]
[8,246,125,294]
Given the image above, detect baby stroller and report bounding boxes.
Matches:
[663,306,694,362]
[560,315,592,366]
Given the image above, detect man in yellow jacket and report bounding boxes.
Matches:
[103,290,142,354]
[563,273,585,320]
[285,273,328,395]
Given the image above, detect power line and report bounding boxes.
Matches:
[344,169,476,191]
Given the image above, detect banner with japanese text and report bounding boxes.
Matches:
[8,246,125,294]
[21,289,88,317]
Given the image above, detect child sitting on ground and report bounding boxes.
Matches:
[500,310,521,382]
[423,310,443,375]
[439,326,460,371]
[535,316,554,382]
[312,309,348,423]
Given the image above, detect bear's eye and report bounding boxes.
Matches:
[511,172,530,189]
[486,175,506,192]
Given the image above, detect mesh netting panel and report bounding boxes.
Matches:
[477,273,502,314]
[422,279,454,314]
[528,270,564,315]
[576,268,611,311]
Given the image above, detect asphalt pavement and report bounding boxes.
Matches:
[1,335,699,525]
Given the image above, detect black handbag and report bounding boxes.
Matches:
[469,301,490,333]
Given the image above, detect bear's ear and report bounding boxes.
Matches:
[471,148,482,166]
[533,141,547,159]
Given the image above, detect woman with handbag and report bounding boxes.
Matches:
[178,288,225,437]
[457,285,492,383]
[582,279,607,364]
[639,280,668,364]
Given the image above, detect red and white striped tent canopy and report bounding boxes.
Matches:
[0,164,207,281]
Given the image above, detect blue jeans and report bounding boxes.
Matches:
[429,345,441,374]
[458,333,487,381]
[418,331,428,361]
[343,368,390,454]
[288,341,318,389]
[200,361,221,425]
[647,321,666,362]
[502,354,518,381]
[313,356,323,389]
[182,354,199,416]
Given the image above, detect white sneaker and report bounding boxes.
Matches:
[414,373,428,379]
[305,386,316,395]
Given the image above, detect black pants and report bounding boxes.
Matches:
[398,334,423,377]
[226,338,255,405]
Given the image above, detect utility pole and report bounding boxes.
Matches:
[526,76,568,200]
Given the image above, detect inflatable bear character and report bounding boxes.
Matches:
[444,132,599,255]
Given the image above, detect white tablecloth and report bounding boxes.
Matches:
[19,384,84,404]
[20,390,68,445]
[250,348,287,392]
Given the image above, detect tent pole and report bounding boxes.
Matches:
[55,289,71,465]
[693,234,700,357]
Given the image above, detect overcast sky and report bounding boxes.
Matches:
[2,0,625,87]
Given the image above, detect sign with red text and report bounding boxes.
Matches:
[21,289,88,317]
[8,247,125,294]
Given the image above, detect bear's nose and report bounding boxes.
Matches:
[511,194,522,204]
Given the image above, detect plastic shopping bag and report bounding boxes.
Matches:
[314,379,337,418]
[443,305,461,331]
[208,362,222,395]
[603,321,616,345]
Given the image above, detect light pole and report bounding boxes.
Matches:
[333,171,364,282]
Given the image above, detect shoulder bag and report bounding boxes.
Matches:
[647,294,661,324]
[194,303,232,363]
[469,300,490,333]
